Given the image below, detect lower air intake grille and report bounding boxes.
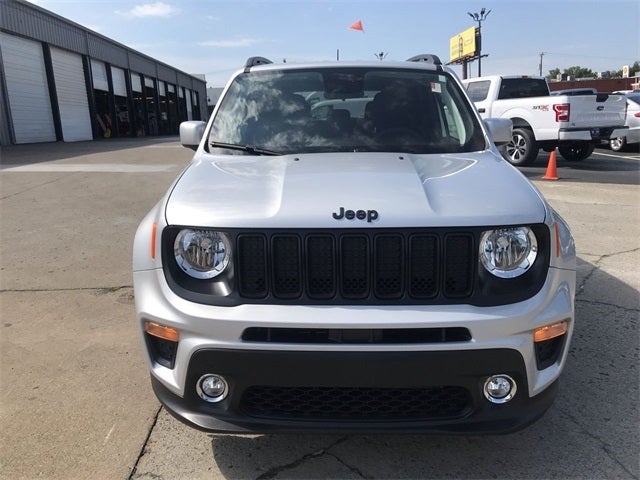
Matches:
[535,334,566,370]
[242,327,472,344]
[240,385,472,421]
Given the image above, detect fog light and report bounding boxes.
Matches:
[196,374,228,403]
[483,374,517,404]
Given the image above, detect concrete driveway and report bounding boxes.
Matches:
[1,139,638,479]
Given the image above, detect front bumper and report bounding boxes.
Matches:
[134,261,575,433]
[152,348,559,434]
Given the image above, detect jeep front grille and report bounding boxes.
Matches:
[237,231,474,302]
[163,225,550,307]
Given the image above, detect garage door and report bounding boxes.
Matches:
[91,59,108,91]
[186,89,193,120]
[0,32,56,144]
[50,46,92,141]
[111,66,127,97]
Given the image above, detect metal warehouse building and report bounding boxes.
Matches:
[0,0,207,146]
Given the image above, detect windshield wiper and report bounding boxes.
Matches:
[209,141,282,156]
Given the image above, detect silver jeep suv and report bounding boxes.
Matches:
[133,55,576,433]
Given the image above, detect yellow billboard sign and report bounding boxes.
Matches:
[450,26,477,63]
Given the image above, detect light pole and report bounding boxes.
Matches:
[467,8,491,77]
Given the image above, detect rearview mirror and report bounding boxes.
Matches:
[180,121,206,150]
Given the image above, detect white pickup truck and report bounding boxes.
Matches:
[463,75,628,165]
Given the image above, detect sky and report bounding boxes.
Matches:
[26,0,640,87]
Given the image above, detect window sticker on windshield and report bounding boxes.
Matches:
[430,82,442,93]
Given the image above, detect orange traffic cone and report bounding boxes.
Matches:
[542,149,559,180]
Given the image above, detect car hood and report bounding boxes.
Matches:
[165,151,547,228]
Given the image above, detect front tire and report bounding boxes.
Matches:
[609,137,626,152]
[558,143,595,162]
[503,128,538,166]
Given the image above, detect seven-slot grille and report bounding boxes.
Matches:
[236,231,475,302]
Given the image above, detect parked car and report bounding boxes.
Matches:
[609,92,640,152]
[133,55,576,434]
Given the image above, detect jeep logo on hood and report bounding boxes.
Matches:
[332,207,379,223]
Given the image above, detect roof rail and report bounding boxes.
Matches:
[406,54,443,66]
[244,56,273,72]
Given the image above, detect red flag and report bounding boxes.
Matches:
[349,20,364,32]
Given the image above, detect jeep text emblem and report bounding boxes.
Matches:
[332,207,379,223]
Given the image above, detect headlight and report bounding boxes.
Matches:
[174,229,231,279]
[480,227,537,278]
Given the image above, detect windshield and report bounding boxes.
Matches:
[208,67,485,155]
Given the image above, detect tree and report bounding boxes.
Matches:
[547,68,561,80]
[549,61,639,80]
[545,66,593,80]
[612,61,640,78]
[564,66,595,79]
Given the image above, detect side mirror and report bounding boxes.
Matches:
[484,118,513,146]
[179,121,207,151]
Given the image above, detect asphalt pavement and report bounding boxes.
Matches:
[0,139,638,479]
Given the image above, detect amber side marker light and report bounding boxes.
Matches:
[534,321,568,343]
[151,222,158,259]
[554,222,561,258]
[144,321,179,342]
